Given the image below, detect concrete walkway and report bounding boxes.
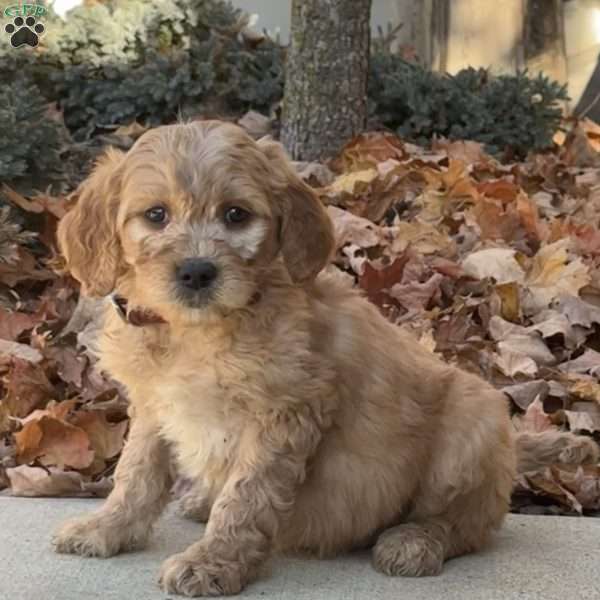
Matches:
[1,497,598,600]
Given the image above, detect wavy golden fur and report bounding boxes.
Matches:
[53,121,599,597]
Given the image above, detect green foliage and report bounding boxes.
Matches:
[369,55,569,158]
[0,79,65,185]
[53,52,216,140]
[42,0,283,140]
[0,0,570,186]
[1,0,283,141]
[44,0,242,66]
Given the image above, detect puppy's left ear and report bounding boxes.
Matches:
[57,148,125,296]
[258,138,334,284]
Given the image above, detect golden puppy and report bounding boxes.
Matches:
[53,121,597,597]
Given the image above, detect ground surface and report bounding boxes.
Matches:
[1,497,598,600]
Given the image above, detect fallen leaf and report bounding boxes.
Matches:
[358,257,410,308]
[517,469,582,514]
[0,247,54,287]
[490,316,555,366]
[524,239,590,312]
[503,380,550,410]
[0,309,45,341]
[562,122,600,168]
[389,273,444,311]
[2,358,54,418]
[469,197,522,242]
[433,139,488,164]
[477,179,520,203]
[516,192,546,241]
[0,340,43,363]
[42,343,87,388]
[462,248,525,284]
[564,221,600,256]
[552,464,600,510]
[114,120,148,139]
[327,168,379,196]
[294,161,335,186]
[528,310,586,350]
[559,408,600,433]
[516,396,554,433]
[328,206,383,249]
[0,401,10,434]
[341,243,369,275]
[389,221,455,256]
[559,349,600,377]
[6,464,112,497]
[15,416,94,469]
[495,349,539,377]
[434,306,486,352]
[495,282,521,321]
[331,131,407,172]
[567,378,600,403]
[422,160,479,200]
[429,257,465,278]
[555,295,600,328]
[72,411,127,462]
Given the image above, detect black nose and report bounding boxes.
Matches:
[176,258,218,290]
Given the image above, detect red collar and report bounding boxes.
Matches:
[110,295,166,326]
[110,292,263,326]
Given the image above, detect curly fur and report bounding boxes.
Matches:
[53,121,595,597]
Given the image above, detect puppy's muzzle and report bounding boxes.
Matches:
[175,258,219,296]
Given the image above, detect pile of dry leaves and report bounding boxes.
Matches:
[0,188,128,497]
[1,118,599,516]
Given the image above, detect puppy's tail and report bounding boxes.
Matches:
[515,430,600,474]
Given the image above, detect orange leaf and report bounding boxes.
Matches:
[15,416,94,469]
[476,179,520,203]
[72,411,128,461]
[516,192,546,241]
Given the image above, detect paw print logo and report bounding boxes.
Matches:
[4,15,45,48]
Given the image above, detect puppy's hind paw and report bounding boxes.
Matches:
[372,523,445,577]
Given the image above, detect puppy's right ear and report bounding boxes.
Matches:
[57,148,125,297]
[257,138,334,284]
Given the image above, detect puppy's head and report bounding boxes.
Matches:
[58,121,334,322]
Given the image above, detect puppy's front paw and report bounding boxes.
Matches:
[159,549,246,597]
[53,514,147,558]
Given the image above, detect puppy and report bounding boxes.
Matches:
[52,121,591,596]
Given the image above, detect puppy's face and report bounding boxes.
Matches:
[58,122,334,323]
[115,124,280,320]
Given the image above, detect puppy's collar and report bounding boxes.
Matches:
[109,292,263,326]
[110,294,166,327]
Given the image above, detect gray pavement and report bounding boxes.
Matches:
[0,496,598,600]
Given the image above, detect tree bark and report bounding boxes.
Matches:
[523,0,568,84]
[281,0,371,161]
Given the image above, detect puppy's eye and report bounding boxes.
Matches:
[145,206,168,225]
[224,206,251,225]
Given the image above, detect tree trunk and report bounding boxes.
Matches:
[281,0,371,161]
[523,0,568,84]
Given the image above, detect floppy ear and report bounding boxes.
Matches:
[258,138,334,284]
[57,148,125,297]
